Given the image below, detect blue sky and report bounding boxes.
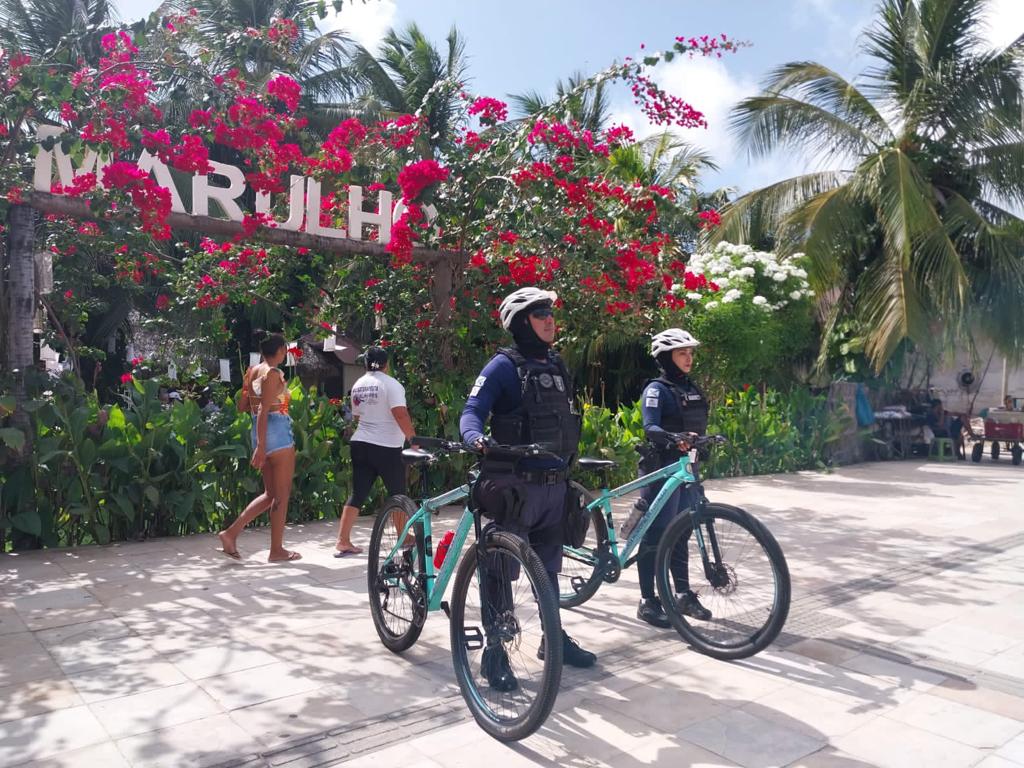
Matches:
[115,0,1024,194]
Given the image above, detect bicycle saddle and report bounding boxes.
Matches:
[577,457,618,470]
[401,448,433,465]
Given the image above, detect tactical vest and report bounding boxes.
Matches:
[647,376,709,435]
[489,347,582,461]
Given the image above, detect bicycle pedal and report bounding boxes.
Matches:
[462,625,484,651]
[440,600,451,619]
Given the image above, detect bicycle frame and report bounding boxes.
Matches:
[383,483,473,613]
[565,453,698,569]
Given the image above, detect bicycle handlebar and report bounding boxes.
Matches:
[410,436,564,463]
[645,431,728,451]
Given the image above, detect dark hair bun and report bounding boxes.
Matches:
[365,346,388,371]
[259,332,287,358]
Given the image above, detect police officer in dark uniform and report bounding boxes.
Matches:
[460,287,597,691]
[629,328,713,628]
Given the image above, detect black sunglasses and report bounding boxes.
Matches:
[529,307,554,319]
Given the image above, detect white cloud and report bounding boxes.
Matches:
[318,0,397,52]
[608,55,811,195]
[983,0,1024,49]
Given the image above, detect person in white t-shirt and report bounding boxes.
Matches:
[334,346,416,556]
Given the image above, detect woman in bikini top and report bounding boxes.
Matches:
[217,334,302,563]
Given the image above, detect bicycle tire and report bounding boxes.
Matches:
[558,484,609,608]
[367,495,427,653]
[656,502,790,660]
[449,530,562,742]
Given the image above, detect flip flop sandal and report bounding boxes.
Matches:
[333,548,363,558]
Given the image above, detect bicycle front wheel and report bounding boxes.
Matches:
[367,495,427,653]
[449,530,562,742]
[656,502,790,660]
[557,483,609,608]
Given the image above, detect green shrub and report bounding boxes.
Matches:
[1,374,352,549]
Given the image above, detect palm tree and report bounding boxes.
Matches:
[510,72,612,134]
[343,22,468,153]
[167,0,355,107]
[0,0,115,58]
[724,0,1024,370]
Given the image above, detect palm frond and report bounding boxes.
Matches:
[730,93,883,165]
[715,171,848,247]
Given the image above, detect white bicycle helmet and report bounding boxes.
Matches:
[498,287,558,330]
[650,328,700,356]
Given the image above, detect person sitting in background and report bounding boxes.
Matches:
[926,399,974,459]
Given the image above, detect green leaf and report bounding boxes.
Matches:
[144,485,160,508]
[107,406,126,430]
[79,438,97,470]
[11,510,41,537]
[110,493,136,521]
[0,429,25,451]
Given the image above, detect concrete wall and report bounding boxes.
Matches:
[926,341,1024,415]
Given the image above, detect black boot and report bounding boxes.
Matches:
[637,597,671,628]
[678,591,712,621]
[539,630,597,667]
[480,645,517,692]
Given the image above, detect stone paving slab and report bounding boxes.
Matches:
[1,460,1023,767]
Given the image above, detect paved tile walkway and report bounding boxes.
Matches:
[2,459,1023,768]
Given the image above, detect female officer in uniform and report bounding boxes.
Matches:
[630,328,713,628]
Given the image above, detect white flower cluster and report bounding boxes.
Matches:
[687,242,813,312]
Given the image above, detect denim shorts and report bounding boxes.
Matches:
[252,412,295,456]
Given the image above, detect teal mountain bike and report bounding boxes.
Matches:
[561,433,791,660]
[366,438,562,742]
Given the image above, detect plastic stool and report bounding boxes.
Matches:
[930,437,954,461]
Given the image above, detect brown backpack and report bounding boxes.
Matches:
[236,368,255,413]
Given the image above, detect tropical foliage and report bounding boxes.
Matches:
[723,0,1024,371]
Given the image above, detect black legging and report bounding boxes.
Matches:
[636,476,697,600]
[346,440,406,507]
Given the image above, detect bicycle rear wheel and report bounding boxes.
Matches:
[656,502,790,660]
[557,484,609,608]
[367,495,427,653]
[449,530,562,742]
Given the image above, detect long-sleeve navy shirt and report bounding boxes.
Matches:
[460,353,565,469]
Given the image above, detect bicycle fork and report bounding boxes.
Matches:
[691,501,729,589]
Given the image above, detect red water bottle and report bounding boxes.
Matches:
[434,530,455,568]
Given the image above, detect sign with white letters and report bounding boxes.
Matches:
[32,127,437,245]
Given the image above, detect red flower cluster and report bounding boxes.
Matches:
[468,96,508,125]
[267,18,299,44]
[141,129,212,174]
[461,130,490,154]
[697,209,721,229]
[396,159,449,202]
[605,124,635,146]
[628,74,707,128]
[527,119,610,156]
[102,162,172,239]
[675,34,740,58]
[386,204,425,266]
[497,253,560,286]
[266,75,301,113]
[375,114,422,150]
[51,173,97,196]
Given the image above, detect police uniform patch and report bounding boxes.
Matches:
[644,386,660,408]
[538,373,553,388]
[469,375,486,398]
[553,375,565,392]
